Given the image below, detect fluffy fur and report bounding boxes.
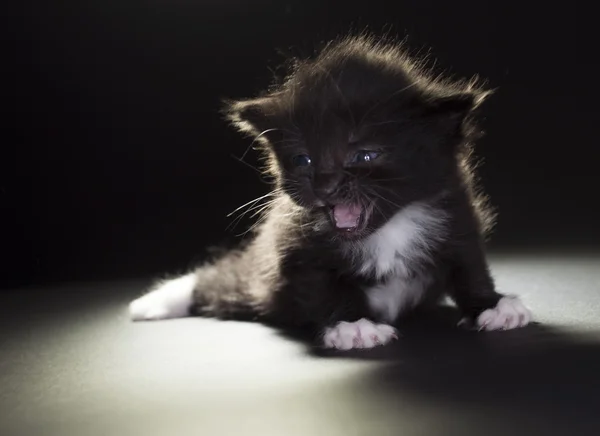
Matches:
[129,34,532,349]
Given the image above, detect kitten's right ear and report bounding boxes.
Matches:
[222,97,276,140]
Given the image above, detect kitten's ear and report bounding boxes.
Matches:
[222,96,277,140]
[421,88,493,136]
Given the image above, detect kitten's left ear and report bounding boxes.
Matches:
[222,96,277,141]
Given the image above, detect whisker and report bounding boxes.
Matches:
[226,192,277,218]
[237,214,268,237]
[239,201,300,237]
[228,193,283,234]
[230,153,263,174]
[244,198,278,217]
[370,199,388,222]
[362,185,403,210]
[372,192,402,209]
[240,128,279,161]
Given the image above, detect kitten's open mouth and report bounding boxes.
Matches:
[328,203,369,236]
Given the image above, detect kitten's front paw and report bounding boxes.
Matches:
[322,318,398,350]
[476,296,532,331]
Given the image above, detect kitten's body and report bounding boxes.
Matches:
[129,35,531,349]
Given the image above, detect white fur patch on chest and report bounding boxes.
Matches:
[345,201,447,323]
[350,202,447,279]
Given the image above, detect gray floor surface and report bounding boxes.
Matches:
[1,251,599,436]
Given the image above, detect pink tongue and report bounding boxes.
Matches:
[333,204,362,229]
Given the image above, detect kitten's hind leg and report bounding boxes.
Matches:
[129,273,196,321]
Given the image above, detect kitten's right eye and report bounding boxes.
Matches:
[292,154,312,167]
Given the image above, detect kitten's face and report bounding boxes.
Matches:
[270,110,453,239]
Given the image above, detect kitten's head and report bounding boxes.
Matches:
[224,35,491,239]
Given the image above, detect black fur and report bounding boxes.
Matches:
[188,34,504,341]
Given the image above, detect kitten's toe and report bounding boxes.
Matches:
[476,296,532,331]
[322,321,357,350]
[322,318,398,350]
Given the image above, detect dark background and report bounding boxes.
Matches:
[2,1,590,288]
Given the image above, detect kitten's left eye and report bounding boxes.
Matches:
[292,154,312,167]
[351,150,380,164]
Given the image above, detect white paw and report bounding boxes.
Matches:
[322,318,398,350]
[476,296,532,331]
[129,273,196,321]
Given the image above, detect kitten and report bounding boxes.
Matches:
[129,35,532,350]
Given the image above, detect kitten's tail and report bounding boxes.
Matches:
[129,273,198,321]
[129,256,264,322]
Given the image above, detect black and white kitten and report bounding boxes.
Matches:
[129,35,532,350]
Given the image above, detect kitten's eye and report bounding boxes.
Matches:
[292,154,312,167]
[351,150,380,164]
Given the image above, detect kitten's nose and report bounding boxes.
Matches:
[314,172,342,199]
